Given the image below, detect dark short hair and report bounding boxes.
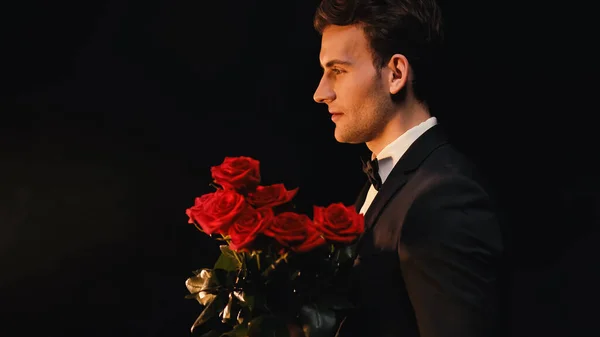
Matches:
[314,0,444,106]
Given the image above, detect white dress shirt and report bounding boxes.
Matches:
[359,117,438,215]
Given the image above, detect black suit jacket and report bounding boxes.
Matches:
[338,125,504,337]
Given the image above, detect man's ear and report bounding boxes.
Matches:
[387,54,410,95]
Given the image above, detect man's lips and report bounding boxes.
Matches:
[330,112,343,121]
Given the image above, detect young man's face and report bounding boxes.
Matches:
[314,25,395,144]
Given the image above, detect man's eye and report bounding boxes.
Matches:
[331,68,344,75]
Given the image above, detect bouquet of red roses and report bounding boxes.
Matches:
[185,156,364,337]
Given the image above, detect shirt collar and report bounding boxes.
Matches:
[374,117,438,184]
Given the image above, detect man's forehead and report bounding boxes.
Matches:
[319,25,367,65]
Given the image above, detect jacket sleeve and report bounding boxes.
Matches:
[398,173,504,337]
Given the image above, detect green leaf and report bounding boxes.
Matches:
[185,269,228,305]
[190,292,228,333]
[247,315,290,337]
[236,291,269,316]
[239,293,256,311]
[222,292,247,325]
[317,295,355,311]
[214,245,243,272]
[333,245,356,265]
[220,323,249,337]
[299,303,339,337]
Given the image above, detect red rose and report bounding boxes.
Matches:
[246,184,298,209]
[228,208,274,251]
[210,156,261,192]
[264,212,326,253]
[313,203,364,244]
[186,190,248,235]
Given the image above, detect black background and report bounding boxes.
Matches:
[1,1,598,336]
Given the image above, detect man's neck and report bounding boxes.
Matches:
[366,103,431,157]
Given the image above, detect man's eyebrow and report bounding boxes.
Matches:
[321,59,352,68]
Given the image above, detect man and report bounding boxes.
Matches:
[312,0,504,336]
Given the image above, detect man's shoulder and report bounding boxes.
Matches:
[406,142,495,200]
[420,142,479,175]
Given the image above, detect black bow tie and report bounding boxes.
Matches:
[361,157,382,191]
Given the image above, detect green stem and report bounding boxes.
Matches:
[233,251,245,270]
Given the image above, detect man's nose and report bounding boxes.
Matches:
[313,77,335,103]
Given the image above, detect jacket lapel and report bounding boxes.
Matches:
[361,124,449,231]
[354,181,370,211]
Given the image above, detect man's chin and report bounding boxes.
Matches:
[333,130,347,143]
[334,131,362,144]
